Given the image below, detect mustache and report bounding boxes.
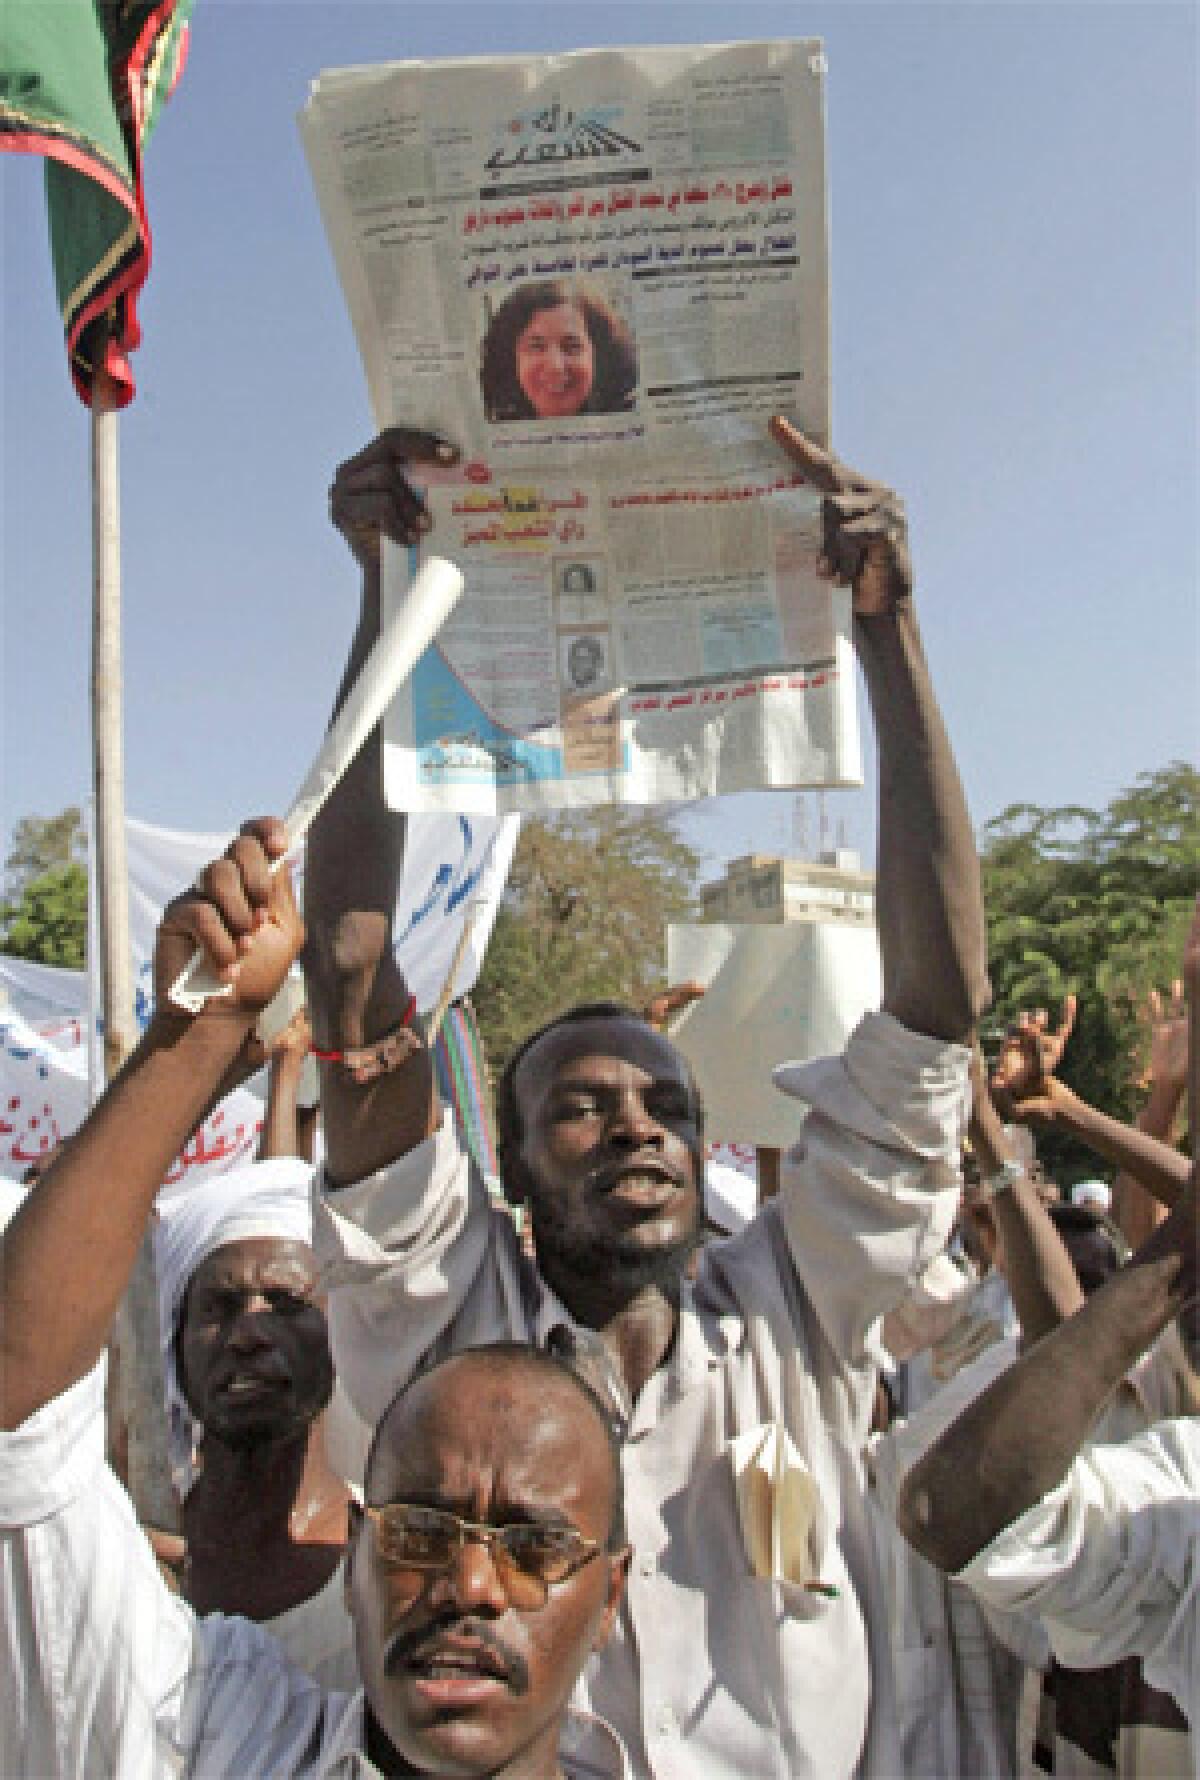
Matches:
[384,1613,529,1694]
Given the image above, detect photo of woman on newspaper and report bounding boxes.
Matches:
[481,278,637,422]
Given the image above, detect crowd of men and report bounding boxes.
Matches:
[0,415,1195,1778]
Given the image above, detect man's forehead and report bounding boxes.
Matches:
[371,1364,609,1517]
[516,1016,688,1097]
[190,1236,316,1290]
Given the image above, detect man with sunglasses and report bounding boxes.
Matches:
[0,842,631,1777]
[302,416,989,1778]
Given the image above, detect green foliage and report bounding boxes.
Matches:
[475,808,701,1073]
[981,762,1198,1184]
[5,806,85,894]
[0,863,89,968]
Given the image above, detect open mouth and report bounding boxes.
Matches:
[216,1371,289,1403]
[593,1157,684,1213]
[394,1638,519,1706]
[603,1173,680,1211]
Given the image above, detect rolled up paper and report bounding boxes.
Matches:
[168,555,465,1014]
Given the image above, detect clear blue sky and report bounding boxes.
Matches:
[3,3,1196,882]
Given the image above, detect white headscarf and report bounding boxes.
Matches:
[154,1157,315,1499]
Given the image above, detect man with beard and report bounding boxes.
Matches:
[302,413,989,1778]
[0,831,630,1778]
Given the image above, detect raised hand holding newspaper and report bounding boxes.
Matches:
[301,40,862,817]
[169,554,465,1013]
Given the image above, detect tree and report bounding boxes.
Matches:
[474,808,701,1073]
[2,807,89,968]
[0,863,88,968]
[981,762,1198,1183]
[5,806,86,894]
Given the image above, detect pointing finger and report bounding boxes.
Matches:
[769,417,848,494]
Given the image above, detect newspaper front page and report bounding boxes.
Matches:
[302,39,862,814]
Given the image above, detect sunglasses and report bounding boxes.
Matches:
[364,1502,605,1607]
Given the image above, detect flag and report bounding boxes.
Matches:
[0,0,192,406]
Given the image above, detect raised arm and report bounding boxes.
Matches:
[898,1162,1197,1573]
[992,997,1192,1210]
[1111,982,1189,1245]
[302,428,457,1185]
[966,1051,1085,1345]
[898,901,1200,1571]
[257,1009,318,1164]
[0,821,301,1430]
[770,418,988,1041]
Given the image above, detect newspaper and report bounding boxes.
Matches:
[301,39,862,814]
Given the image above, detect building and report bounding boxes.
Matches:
[699,849,876,928]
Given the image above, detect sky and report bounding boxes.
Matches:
[2,1,1197,888]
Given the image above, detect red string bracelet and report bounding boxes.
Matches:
[310,993,417,1064]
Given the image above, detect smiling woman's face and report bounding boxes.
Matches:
[514,302,595,418]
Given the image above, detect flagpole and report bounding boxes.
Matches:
[83,794,103,1106]
[91,364,135,1076]
[91,361,177,1531]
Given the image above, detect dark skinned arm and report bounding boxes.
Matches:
[967,1051,1085,1345]
[769,419,989,1042]
[897,1168,1197,1573]
[993,998,1192,1211]
[1111,983,1187,1243]
[0,819,302,1431]
[302,429,459,1186]
[257,1010,317,1163]
[898,900,1200,1571]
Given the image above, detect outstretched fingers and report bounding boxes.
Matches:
[1055,993,1078,1048]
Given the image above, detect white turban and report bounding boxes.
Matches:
[154,1157,315,1498]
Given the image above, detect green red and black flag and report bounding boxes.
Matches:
[0,0,193,407]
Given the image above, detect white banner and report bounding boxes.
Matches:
[0,1006,265,1188]
[666,920,881,1147]
[0,811,518,1035]
[0,811,518,1182]
[301,39,862,816]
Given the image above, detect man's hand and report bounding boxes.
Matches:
[769,417,911,615]
[641,980,705,1032]
[990,997,1078,1123]
[267,1007,313,1067]
[1137,980,1189,1098]
[329,427,460,570]
[154,818,304,1019]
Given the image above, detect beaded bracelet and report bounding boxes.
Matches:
[310,994,419,1078]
